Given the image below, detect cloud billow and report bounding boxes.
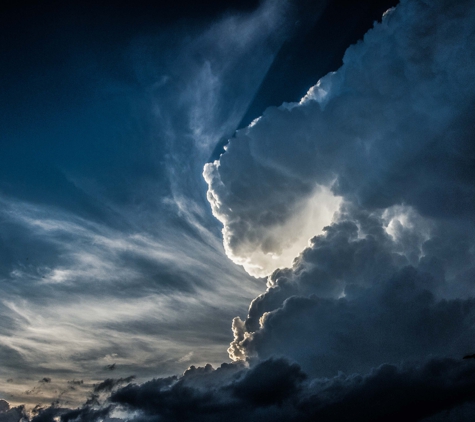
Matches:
[204,0,475,277]
[220,0,475,375]
[195,0,475,418]
[229,207,475,376]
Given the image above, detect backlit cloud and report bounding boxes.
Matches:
[205,0,475,277]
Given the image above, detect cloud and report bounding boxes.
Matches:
[0,194,261,407]
[177,352,194,363]
[26,357,475,422]
[93,377,135,394]
[204,0,475,277]
[4,0,475,419]
[226,203,475,373]
[30,405,111,422]
[0,411,24,422]
[0,400,26,422]
[197,0,475,418]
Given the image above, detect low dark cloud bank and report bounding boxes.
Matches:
[24,357,475,421]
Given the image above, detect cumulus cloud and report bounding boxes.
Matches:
[25,357,475,422]
[0,400,26,422]
[229,211,475,376]
[193,0,475,418]
[219,0,475,375]
[204,0,475,277]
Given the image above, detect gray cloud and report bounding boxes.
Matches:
[205,0,475,277]
[226,204,475,373]
[26,357,475,422]
[0,403,26,422]
[195,0,475,418]
[93,377,135,394]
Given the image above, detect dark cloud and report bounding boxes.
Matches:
[107,359,303,421]
[296,358,475,422]
[231,358,306,407]
[93,377,135,394]
[30,405,111,422]
[27,357,475,422]
[226,206,475,376]
[0,402,26,422]
[0,401,10,413]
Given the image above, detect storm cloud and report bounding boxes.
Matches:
[204,0,475,277]
[28,357,475,422]
[229,206,475,376]
[3,0,475,420]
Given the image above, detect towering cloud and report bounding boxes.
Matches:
[217,0,475,378]
[205,0,475,418]
[204,0,475,276]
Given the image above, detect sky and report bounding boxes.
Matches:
[2,0,475,421]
